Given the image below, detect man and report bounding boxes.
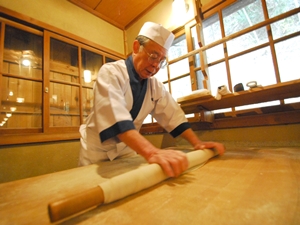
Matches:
[79,22,225,177]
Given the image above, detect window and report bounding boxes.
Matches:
[81,49,103,120]
[201,0,300,112]
[1,25,43,131]
[141,0,300,132]
[49,38,80,128]
[0,18,120,144]
[168,33,191,101]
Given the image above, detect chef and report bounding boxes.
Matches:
[79,22,225,177]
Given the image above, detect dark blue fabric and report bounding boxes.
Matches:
[100,120,135,142]
[170,122,191,138]
[125,56,148,120]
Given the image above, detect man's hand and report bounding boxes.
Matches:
[117,130,188,178]
[179,129,225,156]
[194,141,225,155]
[146,149,188,178]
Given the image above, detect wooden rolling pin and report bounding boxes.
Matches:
[48,149,216,222]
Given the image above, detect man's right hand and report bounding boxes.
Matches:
[117,130,188,178]
[146,149,188,177]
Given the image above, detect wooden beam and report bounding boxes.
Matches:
[190,110,300,130]
[0,132,80,145]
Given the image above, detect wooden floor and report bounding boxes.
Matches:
[0,147,299,225]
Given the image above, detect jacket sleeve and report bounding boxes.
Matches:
[150,77,190,137]
[93,62,135,144]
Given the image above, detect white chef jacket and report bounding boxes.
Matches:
[79,56,191,165]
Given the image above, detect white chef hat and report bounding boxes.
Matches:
[138,22,175,50]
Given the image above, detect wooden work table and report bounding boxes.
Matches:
[0,147,300,225]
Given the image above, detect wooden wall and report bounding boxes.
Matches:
[0,140,80,183]
[0,0,124,54]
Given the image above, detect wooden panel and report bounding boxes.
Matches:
[95,0,154,23]
[0,132,80,145]
[0,147,299,224]
[78,0,101,9]
[68,0,162,29]
[201,0,225,13]
[140,109,300,134]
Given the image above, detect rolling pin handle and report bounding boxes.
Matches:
[48,186,104,223]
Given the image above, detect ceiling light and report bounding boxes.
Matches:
[22,59,31,66]
[20,50,36,67]
[16,98,25,103]
[172,0,189,14]
[84,70,92,83]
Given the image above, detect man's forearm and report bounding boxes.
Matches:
[117,129,158,160]
[179,128,202,147]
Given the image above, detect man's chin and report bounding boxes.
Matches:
[142,73,153,79]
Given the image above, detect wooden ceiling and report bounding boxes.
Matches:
[68,0,162,30]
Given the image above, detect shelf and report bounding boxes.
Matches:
[178,79,300,114]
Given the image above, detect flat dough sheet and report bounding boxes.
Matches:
[99,149,215,203]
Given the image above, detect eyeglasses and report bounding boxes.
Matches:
[142,46,168,68]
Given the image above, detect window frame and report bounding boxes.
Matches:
[0,14,123,145]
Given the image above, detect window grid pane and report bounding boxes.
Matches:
[266,0,300,18]
[223,1,264,36]
[49,82,80,127]
[275,36,300,82]
[81,49,103,87]
[230,46,277,88]
[1,77,42,128]
[171,76,192,101]
[50,38,79,84]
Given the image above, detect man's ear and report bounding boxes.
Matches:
[133,40,140,54]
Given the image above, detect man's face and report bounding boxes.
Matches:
[132,40,167,80]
